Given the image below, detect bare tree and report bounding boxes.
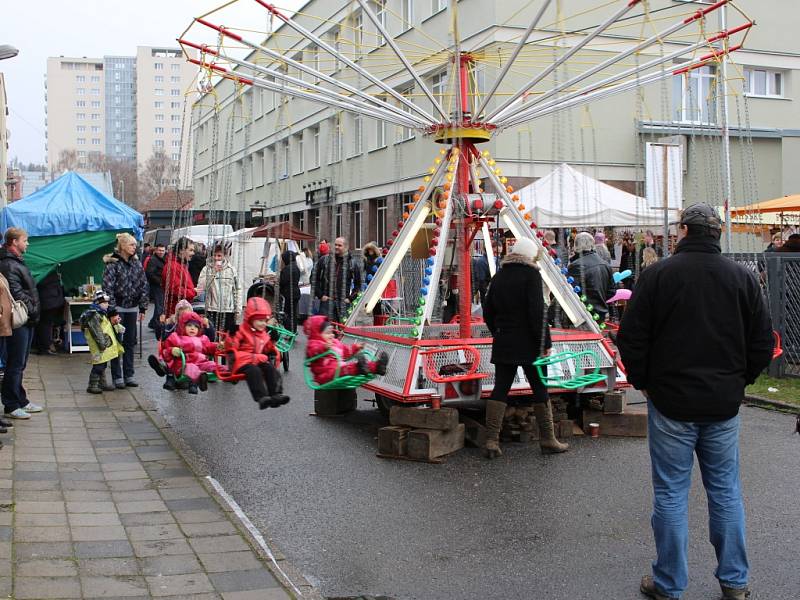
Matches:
[55,149,80,172]
[86,153,139,207]
[138,150,177,207]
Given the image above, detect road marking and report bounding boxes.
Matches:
[206,475,304,597]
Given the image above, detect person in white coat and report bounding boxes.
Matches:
[197,243,240,337]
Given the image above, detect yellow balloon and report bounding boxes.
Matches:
[424,176,431,182]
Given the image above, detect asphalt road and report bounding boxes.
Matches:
[138,335,800,600]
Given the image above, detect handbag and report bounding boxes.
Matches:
[0,275,28,329]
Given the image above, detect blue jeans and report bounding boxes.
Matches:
[1,325,33,412]
[648,401,748,598]
[110,311,139,383]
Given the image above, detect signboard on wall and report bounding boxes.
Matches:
[306,186,334,205]
[646,143,683,210]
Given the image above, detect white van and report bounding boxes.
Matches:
[171,224,234,246]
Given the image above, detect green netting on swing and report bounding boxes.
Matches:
[267,324,297,353]
[174,350,218,386]
[533,350,607,390]
[303,349,376,391]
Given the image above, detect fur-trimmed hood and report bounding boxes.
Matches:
[501,252,540,269]
[103,251,141,265]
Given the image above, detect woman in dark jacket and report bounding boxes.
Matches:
[102,233,149,388]
[483,238,568,459]
[279,250,301,333]
[34,270,65,355]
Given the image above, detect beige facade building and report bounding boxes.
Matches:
[135,46,195,182]
[45,57,105,172]
[45,48,195,187]
[1,72,8,206]
[190,0,800,248]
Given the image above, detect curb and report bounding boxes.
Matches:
[129,384,324,599]
[744,394,800,414]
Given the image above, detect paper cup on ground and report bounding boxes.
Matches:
[588,422,600,438]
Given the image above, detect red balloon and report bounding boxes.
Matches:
[398,221,404,228]
[392,230,399,237]
[435,218,443,227]
[472,199,484,212]
[494,200,504,210]
[429,247,437,256]
[387,239,394,246]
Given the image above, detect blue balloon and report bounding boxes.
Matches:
[554,258,561,265]
[574,285,581,293]
[425,268,433,276]
[567,276,574,284]
[561,268,568,275]
[613,269,632,283]
[420,287,428,295]
[422,277,430,286]
[376,257,384,264]
[361,284,367,291]
[366,274,373,282]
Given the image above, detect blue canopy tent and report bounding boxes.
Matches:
[0,171,144,290]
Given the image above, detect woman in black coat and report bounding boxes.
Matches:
[279,250,301,333]
[483,238,568,459]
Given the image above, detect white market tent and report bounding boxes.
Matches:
[517,163,678,228]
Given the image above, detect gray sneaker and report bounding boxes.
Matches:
[22,403,43,413]
[6,408,31,420]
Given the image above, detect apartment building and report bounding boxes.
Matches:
[189,0,800,248]
[1,72,8,206]
[135,47,195,177]
[46,48,195,183]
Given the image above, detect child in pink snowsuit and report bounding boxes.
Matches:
[303,315,388,385]
[161,311,219,394]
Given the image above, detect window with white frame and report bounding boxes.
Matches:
[76,88,85,95]
[171,101,181,109]
[331,116,343,163]
[432,0,447,15]
[171,114,181,122]
[77,126,86,133]
[91,126,100,133]
[171,76,180,83]
[352,203,363,249]
[313,209,320,237]
[155,89,164,96]
[401,0,414,30]
[154,101,164,109]
[744,67,784,98]
[155,114,165,122]
[295,134,305,173]
[672,65,717,124]
[170,89,181,96]
[307,45,320,83]
[397,86,415,141]
[172,140,181,147]
[281,140,290,177]
[374,0,387,46]
[91,113,100,120]
[77,138,86,145]
[154,63,164,70]
[172,127,181,135]
[352,114,363,156]
[171,63,180,72]
[431,71,448,109]
[335,206,343,237]
[90,75,100,82]
[172,153,180,161]
[91,138,100,145]
[76,100,86,107]
[76,75,85,83]
[376,116,386,149]
[77,113,86,120]
[312,126,321,168]
[376,198,387,245]
[155,127,164,134]
[91,100,100,108]
[354,11,364,58]
[155,75,164,83]
[154,140,164,147]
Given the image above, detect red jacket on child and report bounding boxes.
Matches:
[229,297,278,372]
[303,315,363,384]
[161,311,218,376]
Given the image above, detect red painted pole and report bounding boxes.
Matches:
[457,52,473,340]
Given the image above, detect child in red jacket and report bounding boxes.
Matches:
[155,311,219,394]
[303,315,388,385]
[229,297,290,410]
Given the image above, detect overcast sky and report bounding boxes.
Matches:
[2,0,303,165]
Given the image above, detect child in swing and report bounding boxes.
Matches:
[228,297,290,410]
[303,315,389,385]
[151,310,220,394]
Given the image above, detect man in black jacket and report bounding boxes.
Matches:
[0,228,43,419]
[145,243,166,332]
[313,237,362,323]
[618,204,773,600]
[568,232,615,323]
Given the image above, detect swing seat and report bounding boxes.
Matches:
[303,349,377,391]
[421,345,487,384]
[155,342,217,387]
[533,350,607,390]
[267,323,297,353]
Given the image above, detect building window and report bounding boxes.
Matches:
[172,153,180,161]
[77,126,86,133]
[354,11,364,58]
[91,113,100,120]
[77,138,86,145]
[352,114,363,156]
[398,86,415,141]
[171,89,181,96]
[431,71,448,108]
[154,101,164,109]
[375,114,386,149]
[374,0,387,46]
[171,114,181,122]
[330,27,341,72]
[90,75,100,82]
[171,63,180,72]
[172,127,181,135]
[352,203,363,248]
[76,100,86,107]
[312,126,321,168]
[154,140,165,148]
[155,127,165,134]
[295,134,304,173]
[76,88,85,95]
[90,88,100,95]
[170,101,181,109]
[155,114,165,122]
[172,140,181,147]
[264,146,274,183]
[76,113,86,120]
[155,89,164,96]
[331,117,342,163]
[155,63,164,70]
[91,126,100,133]
[313,209,320,237]
[91,138,100,145]
[171,76,180,83]
[432,0,447,14]
[744,67,784,98]
[335,206,343,238]
[376,198,387,245]
[401,0,414,29]
[672,65,717,124]
[155,75,164,83]
[114,72,121,81]
[91,100,100,108]
[76,75,85,83]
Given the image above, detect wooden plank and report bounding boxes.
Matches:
[390,406,459,431]
[459,414,487,448]
[377,426,410,456]
[407,424,466,461]
[603,391,626,415]
[583,405,648,438]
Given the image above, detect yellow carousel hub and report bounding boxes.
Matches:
[433,125,492,144]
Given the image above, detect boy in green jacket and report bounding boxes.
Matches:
[80,291,124,394]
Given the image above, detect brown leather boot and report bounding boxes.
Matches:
[720,584,751,600]
[483,400,507,459]
[533,400,569,454]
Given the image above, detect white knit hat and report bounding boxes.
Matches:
[510,238,539,260]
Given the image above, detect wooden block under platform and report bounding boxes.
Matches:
[313,388,357,417]
[378,426,411,457]
[460,414,487,448]
[558,419,574,439]
[583,403,648,438]
[603,391,626,415]
[390,406,459,431]
[407,424,466,461]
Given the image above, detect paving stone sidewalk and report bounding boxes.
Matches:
[0,353,301,599]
